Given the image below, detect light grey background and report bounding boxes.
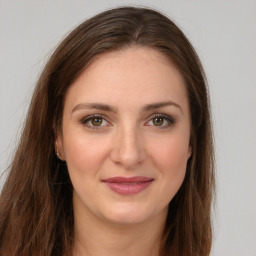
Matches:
[0,1,255,255]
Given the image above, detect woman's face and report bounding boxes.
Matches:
[57,47,191,225]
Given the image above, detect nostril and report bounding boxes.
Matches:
[109,131,146,168]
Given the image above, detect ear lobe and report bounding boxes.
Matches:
[187,145,192,160]
[55,134,65,161]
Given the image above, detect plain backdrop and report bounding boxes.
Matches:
[0,1,255,255]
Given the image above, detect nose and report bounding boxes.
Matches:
[110,125,146,169]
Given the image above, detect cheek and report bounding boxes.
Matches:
[153,131,189,160]
[63,132,110,176]
[150,134,190,182]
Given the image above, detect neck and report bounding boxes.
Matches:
[72,204,167,256]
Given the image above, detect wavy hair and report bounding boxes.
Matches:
[0,6,215,256]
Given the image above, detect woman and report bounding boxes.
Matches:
[0,6,215,256]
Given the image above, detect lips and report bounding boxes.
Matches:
[102,176,154,195]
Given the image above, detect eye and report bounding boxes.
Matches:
[91,117,103,126]
[81,115,110,128]
[152,116,164,126]
[145,114,175,128]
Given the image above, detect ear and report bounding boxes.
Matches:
[55,131,65,161]
[188,130,194,160]
[187,145,192,160]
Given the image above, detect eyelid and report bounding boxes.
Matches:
[81,114,111,128]
[80,113,175,129]
[145,113,175,127]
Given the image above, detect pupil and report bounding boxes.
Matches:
[92,118,102,126]
[153,117,163,126]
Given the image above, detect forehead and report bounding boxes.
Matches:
[64,46,188,112]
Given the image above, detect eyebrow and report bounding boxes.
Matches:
[142,101,182,112]
[72,103,118,113]
[71,101,182,114]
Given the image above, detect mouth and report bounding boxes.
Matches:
[101,176,154,195]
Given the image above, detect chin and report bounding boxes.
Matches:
[100,204,164,226]
[104,213,149,226]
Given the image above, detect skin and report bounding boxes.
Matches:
[57,46,192,256]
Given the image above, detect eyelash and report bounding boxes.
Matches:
[81,113,175,129]
[81,114,110,129]
[145,113,175,128]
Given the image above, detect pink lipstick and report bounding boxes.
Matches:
[102,176,154,195]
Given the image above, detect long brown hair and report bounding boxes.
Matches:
[0,6,215,256]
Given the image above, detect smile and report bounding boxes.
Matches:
[102,176,154,195]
